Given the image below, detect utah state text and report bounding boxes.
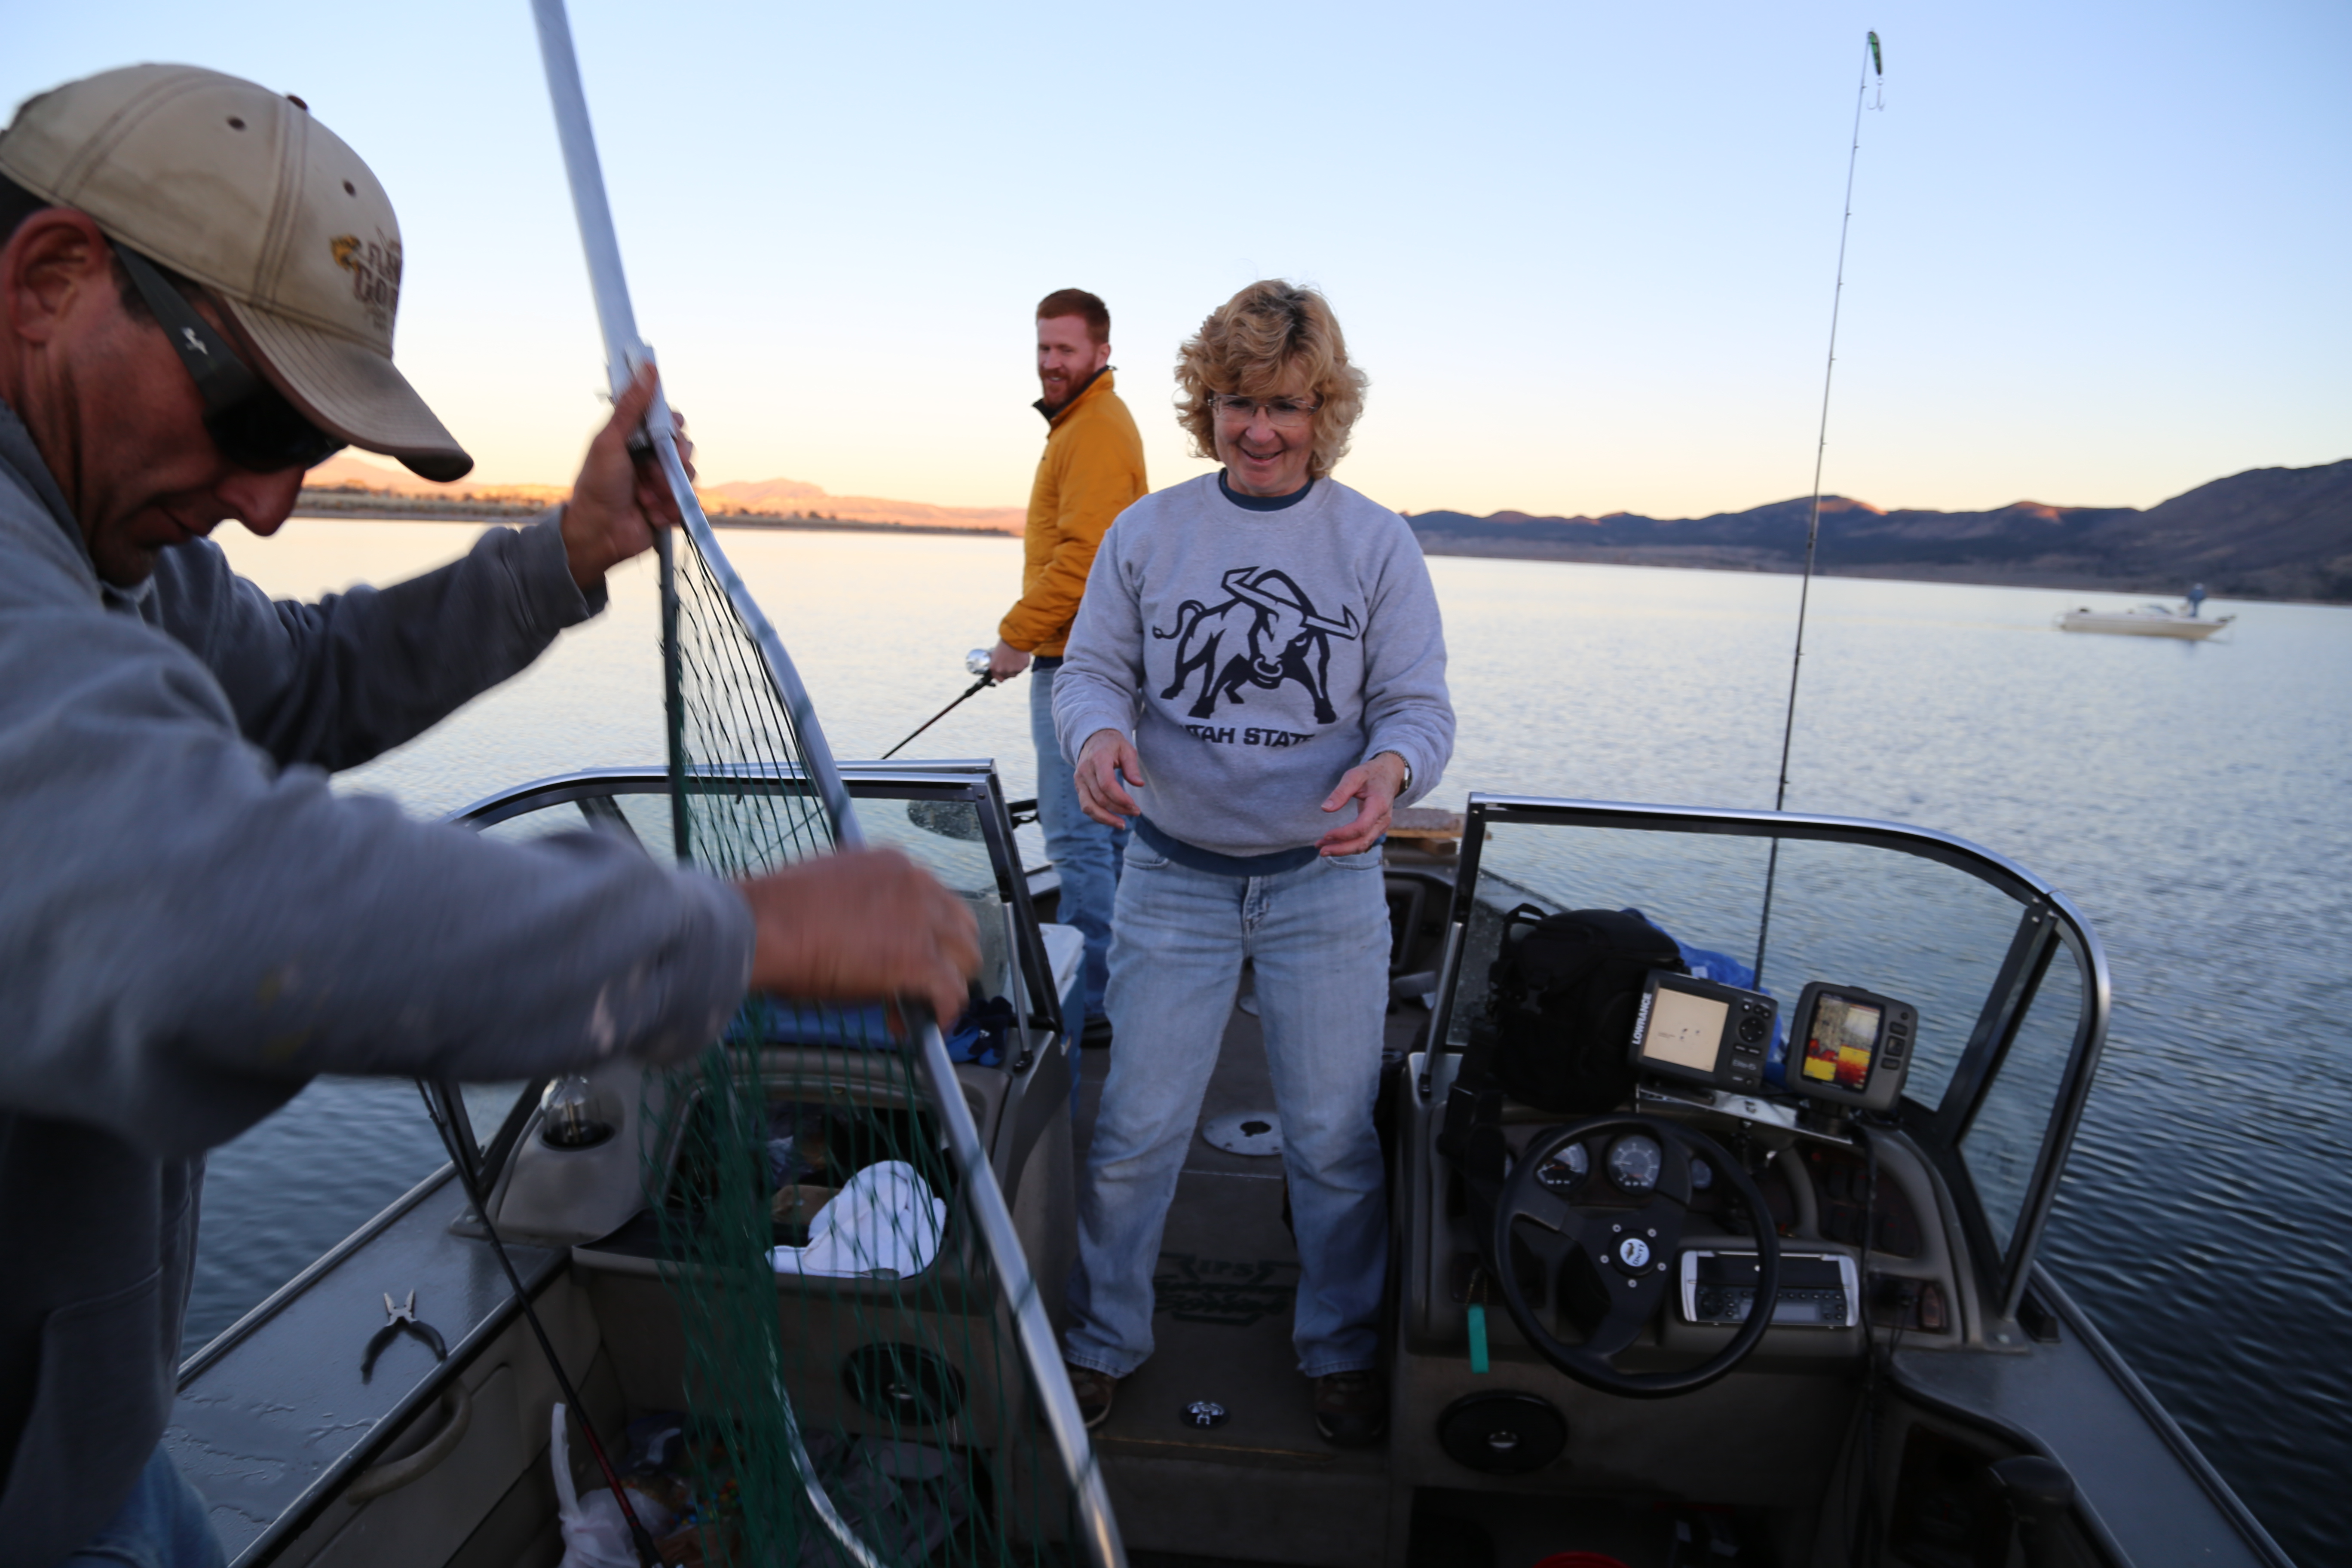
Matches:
[1184,723,1314,748]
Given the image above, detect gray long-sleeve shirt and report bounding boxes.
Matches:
[1053,472,1454,858]
[0,401,753,1561]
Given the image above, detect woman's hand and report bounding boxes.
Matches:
[1317,751,1409,856]
[1074,728,1145,829]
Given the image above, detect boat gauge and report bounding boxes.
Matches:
[1535,1143,1590,1193]
[1690,1157,1715,1192]
[1607,1134,1664,1194]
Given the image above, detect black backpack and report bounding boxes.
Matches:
[1481,905,1688,1114]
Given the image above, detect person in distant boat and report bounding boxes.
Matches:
[0,66,976,1568]
[984,290,1148,1050]
[2188,582,2208,617]
[1052,280,1454,1446]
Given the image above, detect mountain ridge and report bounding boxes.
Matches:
[298,455,1022,533]
[295,455,2352,602]
[1403,459,2352,602]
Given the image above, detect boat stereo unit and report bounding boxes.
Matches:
[1628,971,1777,1094]
[1787,981,1915,1115]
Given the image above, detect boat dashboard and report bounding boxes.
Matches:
[1367,792,2116,1526]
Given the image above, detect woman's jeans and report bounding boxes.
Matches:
[1065,841,1391,1379]
[1029,662,1126,1020]
[62,1445,225,1567]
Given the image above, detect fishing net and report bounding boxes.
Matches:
[633,519,1084,1566]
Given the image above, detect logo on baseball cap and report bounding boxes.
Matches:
[0,64,472,481]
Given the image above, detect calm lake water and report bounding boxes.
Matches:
[197,519,2350,1564]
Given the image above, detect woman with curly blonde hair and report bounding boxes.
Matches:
[1049,280,1454,1446]
[1171,280,1369,484]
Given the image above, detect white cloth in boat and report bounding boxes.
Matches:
[769,1160,948,1279]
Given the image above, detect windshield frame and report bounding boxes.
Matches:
[1433,792,2113,1320]
[435,761,1062,1197]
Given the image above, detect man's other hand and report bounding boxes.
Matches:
[987,639,1032,683]
[737,847,979,1024]
[1074,728,1145,829]
[561,364,695,590]
[1316,751,1408,856]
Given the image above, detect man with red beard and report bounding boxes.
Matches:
[984,290,1147,1048]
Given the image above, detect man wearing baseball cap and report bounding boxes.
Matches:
[0,64,978,1566]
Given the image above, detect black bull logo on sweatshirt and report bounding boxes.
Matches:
[1153,567,1361,725]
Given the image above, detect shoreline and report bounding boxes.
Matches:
[288,501,2346,605]
[1408,538,2349,603]
[291,499,1019,541]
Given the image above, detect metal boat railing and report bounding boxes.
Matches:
[1432,792,2112,1324]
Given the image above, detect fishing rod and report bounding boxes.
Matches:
[1754,29,1885,986]
[882,649,996,759]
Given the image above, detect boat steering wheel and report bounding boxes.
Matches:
[1491,1114,1779,1398]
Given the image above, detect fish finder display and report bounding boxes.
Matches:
[1629,971,1776,1093]
[1643,988,1730,1073]
[1801,994,1882,1090]
[1788,982,1918,1115]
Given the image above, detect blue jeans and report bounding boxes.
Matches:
[1065,842,1391,1378]
[1031,662,1126,1021]
[62,1445,224,1568]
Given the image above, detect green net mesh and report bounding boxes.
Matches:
[637,524,1079,1566]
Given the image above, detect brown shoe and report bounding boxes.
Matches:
[1313,1369,1387,1447]
[1066,1364,1117,1430]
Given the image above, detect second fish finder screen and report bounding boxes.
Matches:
[1803,994,1883,1090]
[1644,987,1729,1072]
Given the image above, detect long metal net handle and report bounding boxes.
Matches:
[527,6,1126,1565]
[916,1017,1125,1568]
[526,0,851,847]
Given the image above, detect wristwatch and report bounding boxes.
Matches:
[1392,753,1412,797]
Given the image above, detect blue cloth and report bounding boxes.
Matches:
[1030,661,1126,1020]
[944,995,1016,1068]
[730,995,1012,1068]
[1066,842,1391,1378]
[60,1445,224,1568]
[729,996,894,1049]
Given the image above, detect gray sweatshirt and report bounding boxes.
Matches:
[1054,472,1453,858]
[0,401,753,1562]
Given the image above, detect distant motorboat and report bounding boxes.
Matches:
[2058,600,2235,640]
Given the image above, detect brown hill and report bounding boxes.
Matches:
[698,478,1020,533]
[1406,459,2352,602]
[297,455,1022,534]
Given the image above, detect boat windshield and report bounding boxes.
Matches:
[1434,796,2108,1316]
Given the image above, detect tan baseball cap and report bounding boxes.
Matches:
[0,64,472,481]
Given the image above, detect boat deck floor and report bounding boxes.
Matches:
[1072,976,1705,1568]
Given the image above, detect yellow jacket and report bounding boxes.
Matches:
[999,369,1147,657]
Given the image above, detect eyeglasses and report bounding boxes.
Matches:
[1209,393,1320,429]
[111,243,345,474]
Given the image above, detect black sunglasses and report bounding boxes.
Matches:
[111,242,345,475]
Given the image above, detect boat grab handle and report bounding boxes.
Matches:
[345,1381,474,1504]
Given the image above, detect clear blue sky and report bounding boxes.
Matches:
[9,1,2347,518]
